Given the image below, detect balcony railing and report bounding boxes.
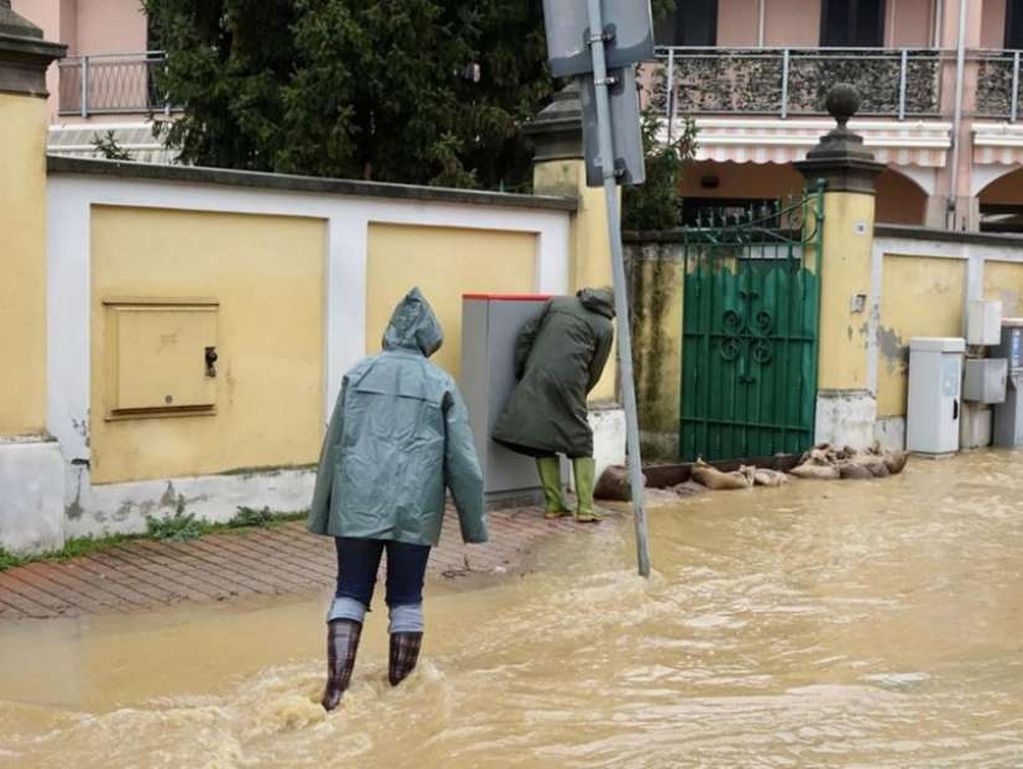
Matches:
[58,52,176,117]
[975,50,1023,121]
[652,47,946,121]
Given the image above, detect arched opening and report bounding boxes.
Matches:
[679,161,928,227]
[978,166,1023,233]
[678,161,805,225]
[875,167,928,226]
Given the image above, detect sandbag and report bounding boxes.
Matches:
[754,468,789,487]
[594,465,648,502]
[692,460,754,490]
[789,462,840,480]
[838,461,873,480]
[885,451,909,475]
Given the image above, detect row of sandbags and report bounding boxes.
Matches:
[787,442,909,481]
[691,442,909,490]
[594,443,910,500]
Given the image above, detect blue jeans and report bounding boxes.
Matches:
[334,537,431,609]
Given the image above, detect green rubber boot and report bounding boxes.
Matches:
[536,457,571,519]
[573,457,602,523]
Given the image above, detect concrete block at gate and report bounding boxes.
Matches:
[814,390,877,450]
[0,438,65,555]
[591,406,626,483]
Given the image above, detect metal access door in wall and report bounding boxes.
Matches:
[679,186,824,461]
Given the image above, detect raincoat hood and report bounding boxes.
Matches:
[577,287,615,319]
[382,287,444,357]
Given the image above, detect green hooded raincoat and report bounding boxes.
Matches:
[308,288,487,546]
[492,288,615,458]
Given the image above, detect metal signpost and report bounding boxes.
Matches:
[542,0,653,578]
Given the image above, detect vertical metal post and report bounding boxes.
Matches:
[80,55,89,118]
[1012,50,1021,123]
[585,0,651,578]
[898,49,909,120]
[780,48,790,119]
[662,47,671,143]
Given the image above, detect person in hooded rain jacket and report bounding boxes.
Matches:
[492,287,615,523]
[308,287,487,712]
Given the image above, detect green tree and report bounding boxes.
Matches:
[622,109,697,231]
[145,0,553,190]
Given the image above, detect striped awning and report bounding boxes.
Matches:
[666,118,952,168]
[974,122,1023,165]
[48,121,179,165]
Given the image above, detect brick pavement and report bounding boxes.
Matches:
[0,507,584,620]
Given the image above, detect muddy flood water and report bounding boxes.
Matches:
[1,451,1022,768]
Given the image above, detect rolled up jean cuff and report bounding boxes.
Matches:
[326,595,367,624]
[388,602,424,633]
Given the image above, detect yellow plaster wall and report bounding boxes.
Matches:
[818,192,875,391]
[533,159,617,402]
[629,250,684,449]
[365,223,537,380]
[90,206,325,484]
[983,260,1023,317]
[877,254,965,417]
[0,93,48,436]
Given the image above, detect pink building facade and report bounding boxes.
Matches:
[14,0,148,120]
[651,0,1023,232]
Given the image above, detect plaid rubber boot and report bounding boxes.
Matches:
[388,632,423,686]
[322,619,362,711]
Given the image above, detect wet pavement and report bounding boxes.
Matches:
[1,451,1021,768]
[0,507,579,619]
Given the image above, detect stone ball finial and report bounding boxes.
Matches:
[826,83,860,128]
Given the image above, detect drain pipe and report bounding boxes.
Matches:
[948,0,968,229]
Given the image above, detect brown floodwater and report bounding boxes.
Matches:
[1,451,1022,768]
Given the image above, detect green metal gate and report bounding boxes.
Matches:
[680,186,824,461]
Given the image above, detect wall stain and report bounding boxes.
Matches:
[876,325,908,373]
[71,416,90,449]
[65,469,85,520]
[159,481,177,509]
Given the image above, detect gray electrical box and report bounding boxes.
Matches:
[461,294,564,502]
[993,319,1023,447]
[907,337,965,455]
[963,358,1008,404]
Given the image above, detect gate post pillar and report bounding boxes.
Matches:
[0,3,67,555]
[795,84,886,449]
[527,82,617,404]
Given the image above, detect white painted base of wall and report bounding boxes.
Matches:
[13,406,623,547]
[566,407,627,492]
[815,390,878,449]
[874,417,906,451]
[591,407,626,482]
[65,465,316,540]
[0,438,66,555]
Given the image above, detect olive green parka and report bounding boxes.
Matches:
[492,288,615,458]
[308,288,487,546]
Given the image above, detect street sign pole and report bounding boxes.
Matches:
[584,0,651,578]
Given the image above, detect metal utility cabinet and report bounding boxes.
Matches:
[461,294,560,501]
[906,337,965,455]
[993,319,1023,447]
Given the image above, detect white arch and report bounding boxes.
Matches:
[972,164,1023,199]
[887,165,937,197]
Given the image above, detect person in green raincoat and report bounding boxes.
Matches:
[492,288,615,523]
[308,287,487,712]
